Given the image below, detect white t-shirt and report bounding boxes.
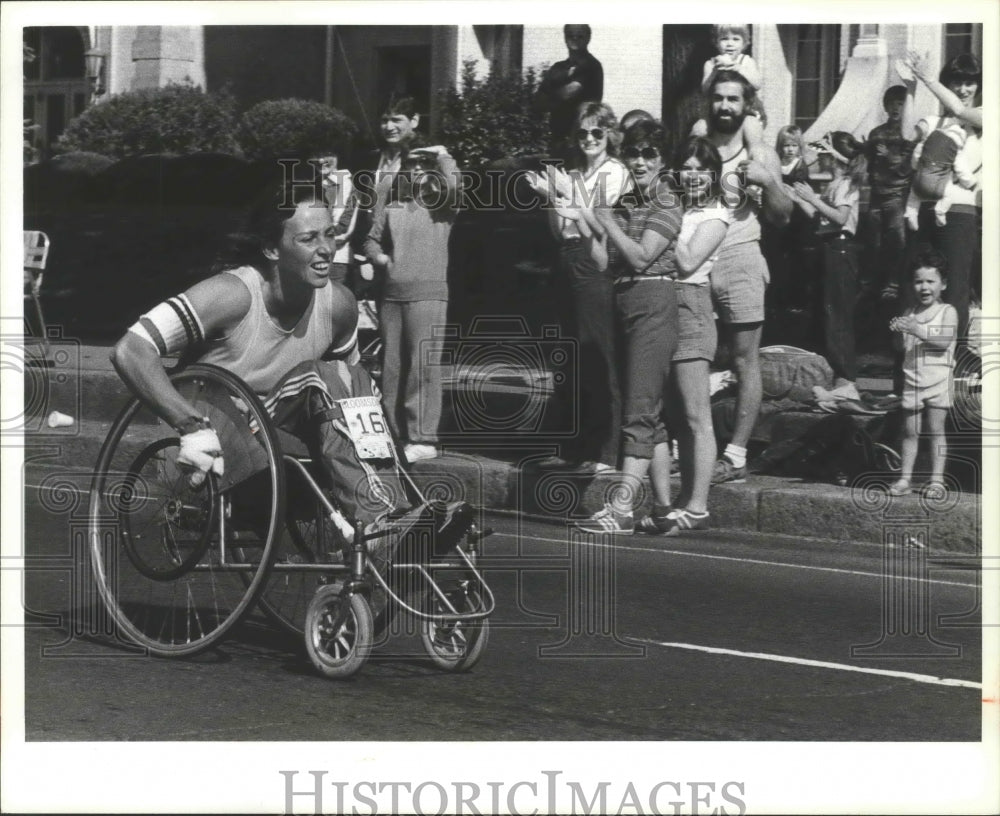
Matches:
[676,203,732,286]
[820,176,859,237]
[558,157,631,240]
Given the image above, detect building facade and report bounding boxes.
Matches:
[24,23,982,159]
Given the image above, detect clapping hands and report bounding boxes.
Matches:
[890,314,919,335]
[524,164,574,203]
[792,180,817,205]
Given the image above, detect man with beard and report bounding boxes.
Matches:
[703,70,792,483]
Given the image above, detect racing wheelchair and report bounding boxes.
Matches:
[87,363,494,678]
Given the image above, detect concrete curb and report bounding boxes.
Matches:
[20,348,981,556]
[22,428,981,556]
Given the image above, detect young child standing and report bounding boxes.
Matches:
[888,249,958,499]
[865,86,916,302]
[787,131,866,401]
[775,124,811,185]
[691,24,765,163]
[364,146,459,463]
[765,124,813,313]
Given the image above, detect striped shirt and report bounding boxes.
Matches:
[608,190,683,279]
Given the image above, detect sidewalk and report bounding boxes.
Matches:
[20,342,981,555]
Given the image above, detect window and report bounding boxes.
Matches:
[792,25,842,133]
[943,23,982,63]
[23,27,90,160]
[23,27,85,81]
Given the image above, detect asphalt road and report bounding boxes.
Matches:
[18,478,982,743]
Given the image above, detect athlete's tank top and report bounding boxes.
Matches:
[198,266,355,395]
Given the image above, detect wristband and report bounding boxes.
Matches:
[175,416,211,436]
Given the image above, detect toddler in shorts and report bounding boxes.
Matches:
[888,248,958,499]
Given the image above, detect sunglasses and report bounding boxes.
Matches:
[622,146,661,161]
[576,127,606,141]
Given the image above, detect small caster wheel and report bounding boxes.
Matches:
[304,584,373,679]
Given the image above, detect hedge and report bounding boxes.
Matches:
[438,60,551,173]
[54,83,239,159]
[237,98,357,161]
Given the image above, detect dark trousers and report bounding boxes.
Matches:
[559,241,622,466]
[912,203,978,342]
[866,194,907,291]
[615,280,677,459]
[821,236,858,382]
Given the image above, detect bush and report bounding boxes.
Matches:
[54,84,239,159]
[237,99,357,161]
[438,60,550,173]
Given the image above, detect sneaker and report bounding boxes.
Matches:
[404,443,439,462]
[711,456,747,484]
[574,505,634,535]
[828,381,861,401]
[662,509,711,536]
[575,460,615,474]
[922,481,947,501]
[636,506,675,534]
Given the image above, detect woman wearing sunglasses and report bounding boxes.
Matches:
[554,120,684,534]
[545,102,632,472]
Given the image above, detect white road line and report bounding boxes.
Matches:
[633,637,982,690]
[491,532,978,588]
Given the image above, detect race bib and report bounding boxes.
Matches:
[340,396,393,460]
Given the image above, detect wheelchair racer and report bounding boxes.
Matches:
[111,178,402,539]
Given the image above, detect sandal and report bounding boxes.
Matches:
[888,478,911,497]
[923,481,947,501]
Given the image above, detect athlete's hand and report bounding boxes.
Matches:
[177,427,225,488]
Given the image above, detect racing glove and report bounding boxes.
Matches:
[176,423,225,488]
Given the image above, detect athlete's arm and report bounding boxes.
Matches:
[111,273,252,431]
[323,283,361,366]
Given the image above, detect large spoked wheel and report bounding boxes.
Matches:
[420,581,490,672]
[88,364,285,656]
[304,584,373,679]
[249,509,344,638]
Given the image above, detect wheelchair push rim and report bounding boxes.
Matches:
[88,364,286,657]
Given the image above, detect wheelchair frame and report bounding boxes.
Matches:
[87,363,494,678]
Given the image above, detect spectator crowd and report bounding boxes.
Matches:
[214,23,982,535]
